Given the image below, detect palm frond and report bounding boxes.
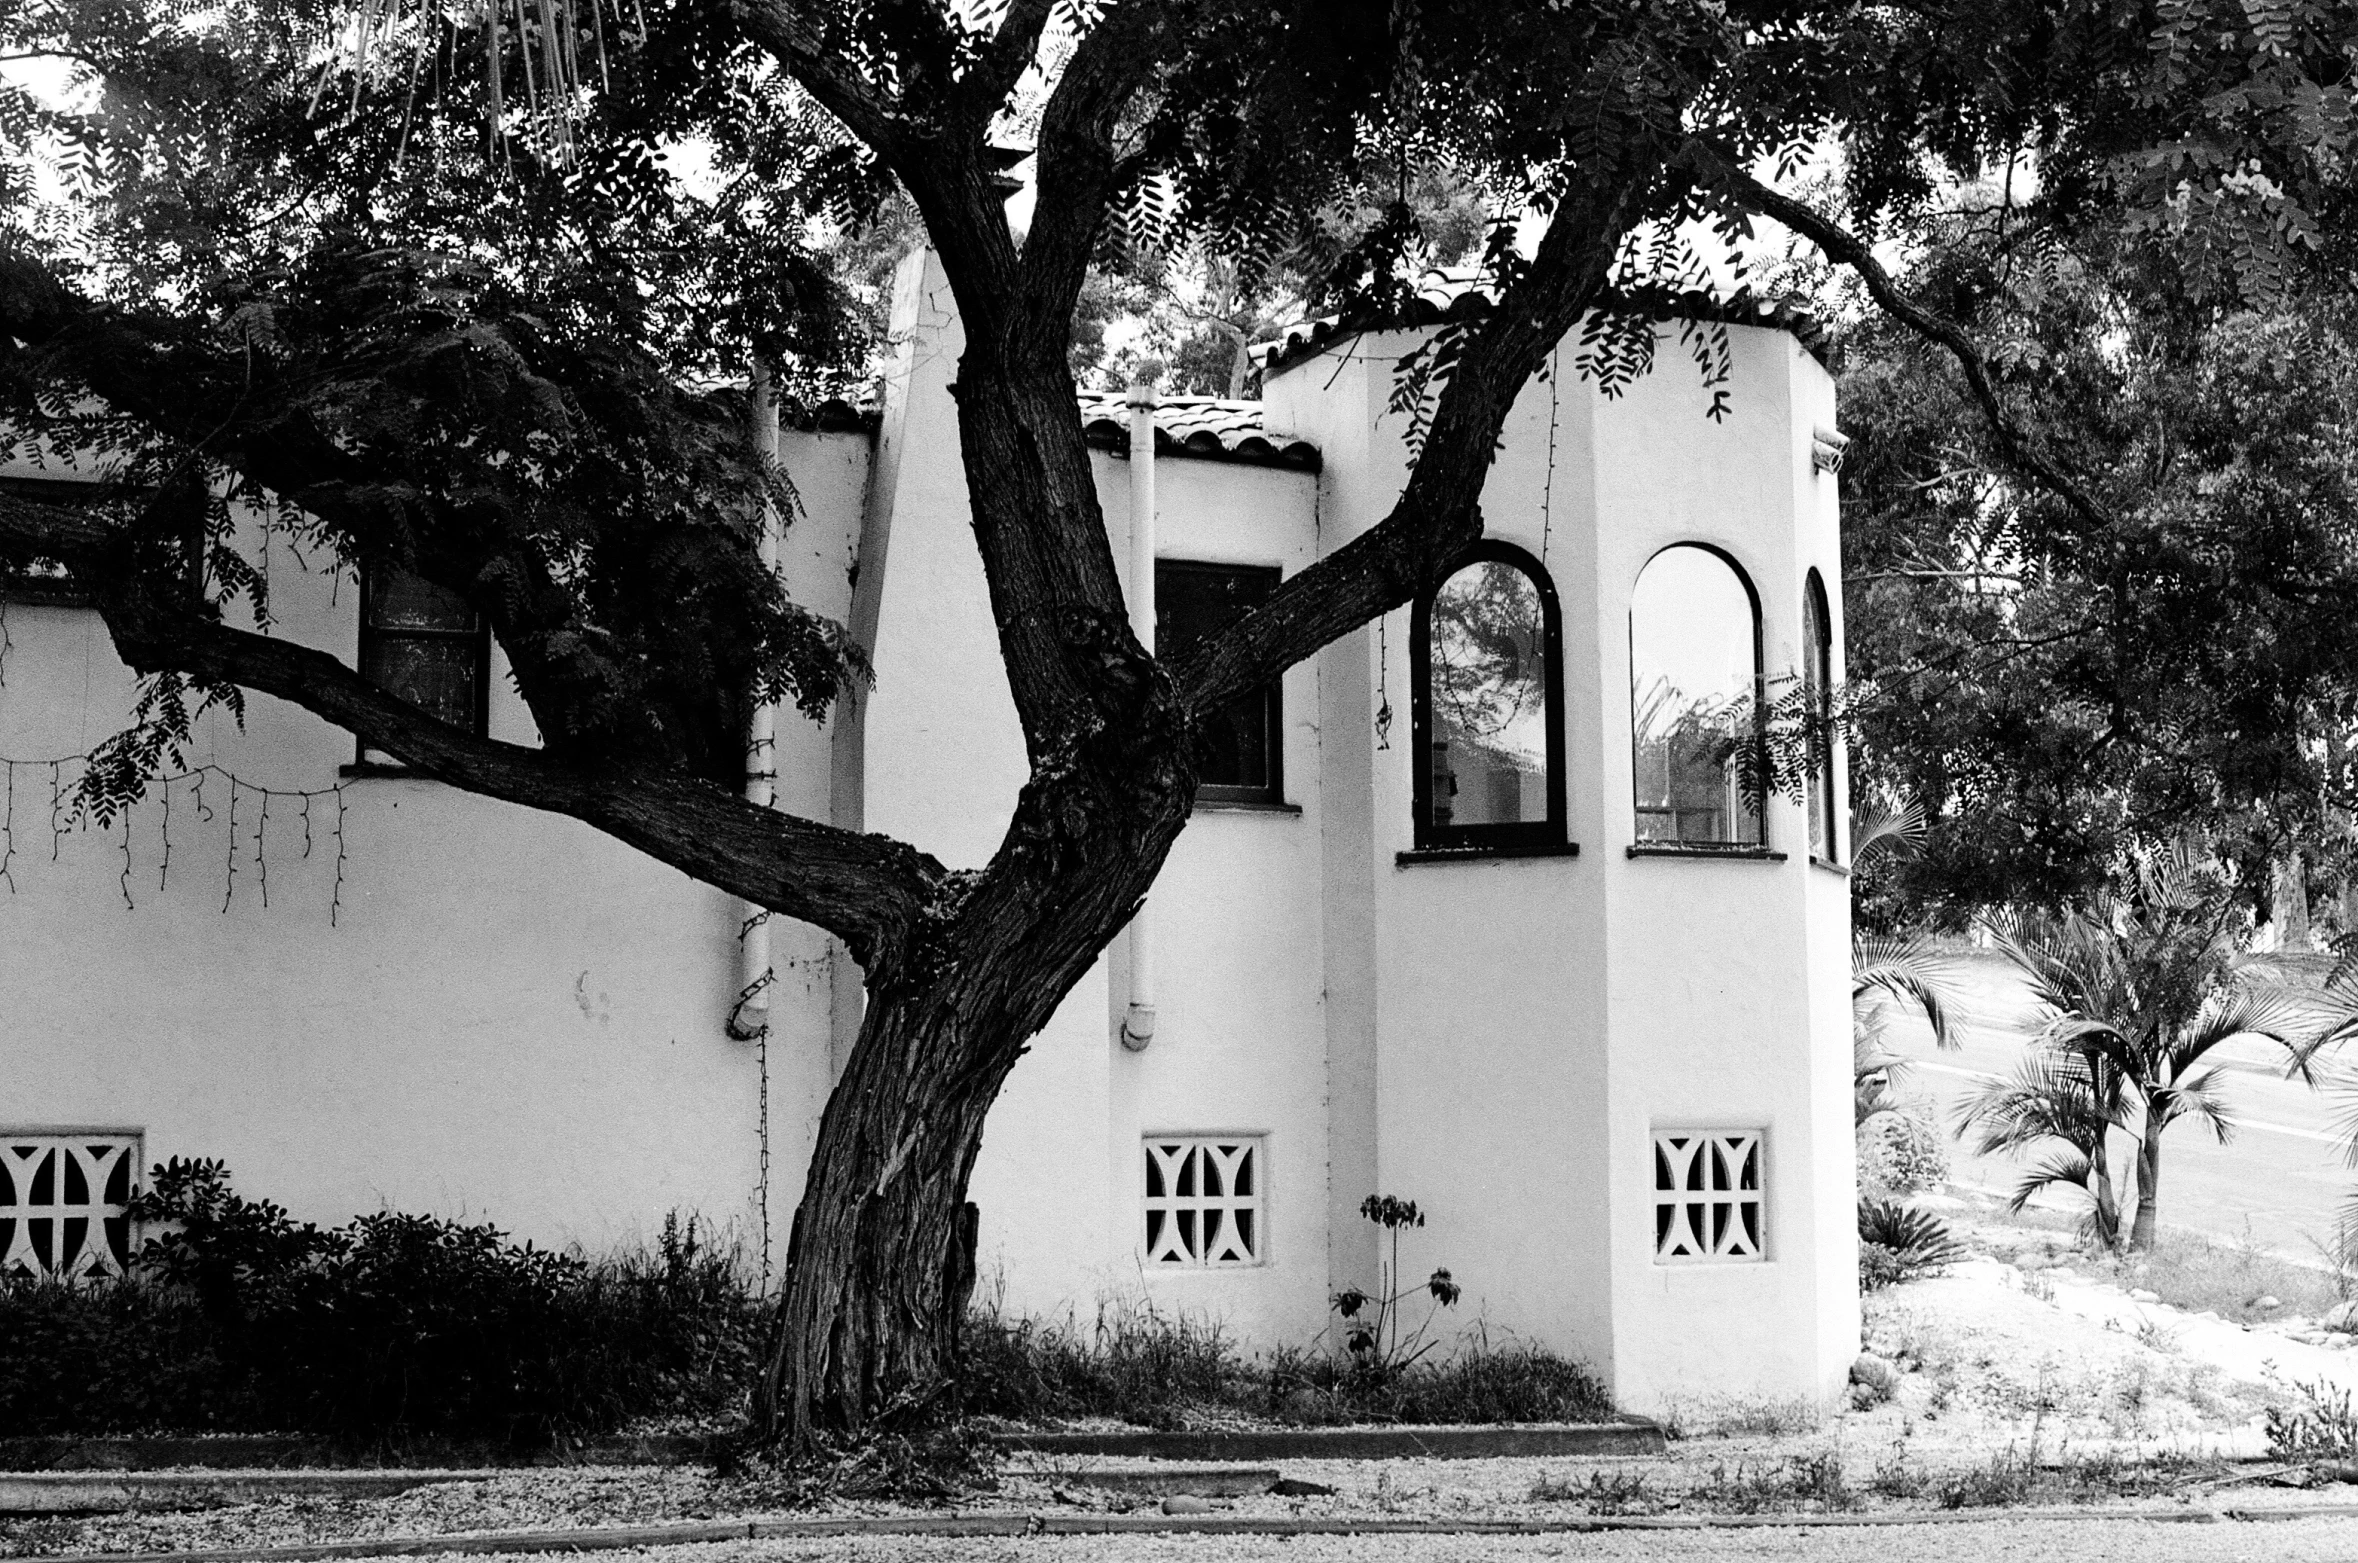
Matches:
[1853,936,1964,1051]
[2158,1067,2238,1144]
[2003,1146,2097,1215]
[1850,800,1927,870]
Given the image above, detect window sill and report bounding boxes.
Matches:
[1626,844,1787,862]
[1193,797,1302,816]
[1397,842,1580,866]
[1809,855,1851,878]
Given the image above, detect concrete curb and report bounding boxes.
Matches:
[0,1440,716,1475]
[0,1474,496,1517]
[997,1422,1667,1460]
[21,1500,2313,1562]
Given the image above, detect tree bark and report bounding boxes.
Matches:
[2129,1122,2162,1251]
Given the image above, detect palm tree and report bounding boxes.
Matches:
[1962,848,2312,1250]
[1850,803,1963,1126]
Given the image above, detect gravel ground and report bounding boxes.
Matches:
[303,1516,2358,1563]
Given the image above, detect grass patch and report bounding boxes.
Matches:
[2106,1229,2342,1324]
[960,1302,1613,1429]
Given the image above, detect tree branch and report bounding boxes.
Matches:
[1174,157,1660,712]
[0,487,945,976]
[1694,148,2119,537]
[961,0,1058,127]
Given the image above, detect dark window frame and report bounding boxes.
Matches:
[1626,541,1768,852]
[0,475,181,609]
[1156,558,1286,808]
[353,563,492,766]
[1803,568,1840,863]
[1409,538,1569,853]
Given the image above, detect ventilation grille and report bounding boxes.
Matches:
[1144,1137,1263,1267]
[1,1134,142,1279]
[1653,1130,1763,1263]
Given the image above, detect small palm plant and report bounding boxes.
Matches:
[1850,802,1962,1126]
[1961,847,2314,1251]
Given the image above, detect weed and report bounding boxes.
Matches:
[1937,1443,2038,1508]
[1868,1439,1929,1499]
[1528,1470,1656,1514]
[2266,1377,2358,1460]
[2132,1316,2182,1354]
[1690,1454,1857,1513]
[2021,1269,2056,1304]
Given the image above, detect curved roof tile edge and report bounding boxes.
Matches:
[1074,414,1322,472]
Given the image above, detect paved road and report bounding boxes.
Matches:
[1871,950,2357,1259]
[481,1517,2358,1563]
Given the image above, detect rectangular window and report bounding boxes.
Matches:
[1155,561,1282,805]
[1144,1136,1264,1266]
[358,565,490,763]
[1653,1130,1764,1263]
[1,1131,142,1279]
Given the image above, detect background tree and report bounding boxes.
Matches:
[1961,852,2314,1250]
[2,0,2354,1454]
[1825,198,2358,930]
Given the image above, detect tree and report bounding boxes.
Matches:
[1960,851,2312,1251]
[1829,206,2358,928]
[3,0,2353,1453]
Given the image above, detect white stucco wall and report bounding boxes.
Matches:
[0,492,791,1259]
[1264,317,1854,1413]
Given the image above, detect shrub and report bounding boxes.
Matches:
[1857,1111,1948,1195]
[0,1159,764,1447]
[962,1303,1612,1428]
[1857,1199,1960,1292]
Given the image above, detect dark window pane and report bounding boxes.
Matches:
[368,569,478,632]
[1156,561,1279,798]
[1428,560,1549,828]
[364,636,480,728]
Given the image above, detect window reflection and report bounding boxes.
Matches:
[1630,545,1762,846]
[1430,561,1549,827]
[1412,542,1564,851]
[1804,570,1838,858]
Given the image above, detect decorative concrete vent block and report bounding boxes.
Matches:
[1653,1130,1764,1262]
[0,1132,142,1279]
[1144,1137,1262,1266]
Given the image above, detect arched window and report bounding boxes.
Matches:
[1629,544,1763,848]
[1803,570,1839,860]
[1411,541,1566,851]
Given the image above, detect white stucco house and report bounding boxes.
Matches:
[0,248,1857,1415]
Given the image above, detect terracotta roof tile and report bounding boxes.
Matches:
[1076,393,1321,471]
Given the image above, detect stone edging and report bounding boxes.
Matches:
[0,1424,1662,1474]
[997,1423,1667,1460]
[30,1500,2342,1562]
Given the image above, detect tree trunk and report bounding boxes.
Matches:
[2090,1149,2121,1250]
[2274,848,2313,953]
[2129,1122,2162,1251]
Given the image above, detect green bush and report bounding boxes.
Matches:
[1857,1111,1949,1195]
[0,1159,764,1447]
